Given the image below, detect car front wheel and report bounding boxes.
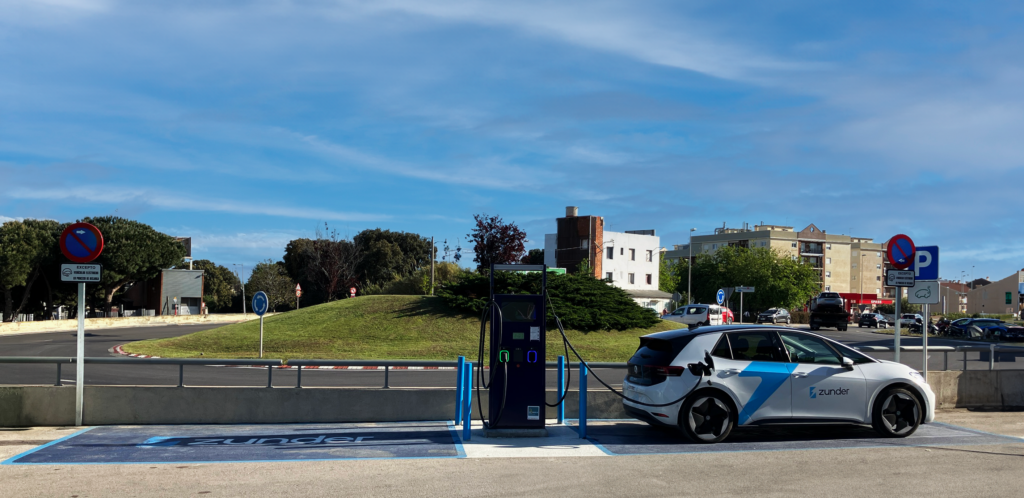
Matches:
[871,388,922,438]
[680,392,734,444]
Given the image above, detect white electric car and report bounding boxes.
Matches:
[622,325,935,443]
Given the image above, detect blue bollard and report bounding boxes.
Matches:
[579,363,588,439]
[456,356,465,423]
[462,364,472,441]
[557,356,565,424]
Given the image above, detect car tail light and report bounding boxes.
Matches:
[648,365,684,376]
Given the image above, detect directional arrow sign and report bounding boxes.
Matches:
[716,289,725,305]
[252,291,269,317]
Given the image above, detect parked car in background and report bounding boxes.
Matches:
[899,314,924,328]
[1003,324,1024,341]
[947,318,1007,339]
[859,313,889,328]
[664,304,729,328]
[722,307,735,325]
[810,292,844,311]
[757,308,792,324]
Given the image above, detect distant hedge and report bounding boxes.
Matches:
[437,271,660,332]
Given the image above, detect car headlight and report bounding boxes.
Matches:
[908,370,926,383]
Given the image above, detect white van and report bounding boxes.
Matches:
[665,304,729,328]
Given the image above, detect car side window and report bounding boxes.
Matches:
[778,332,842,365]
[726,332,785,362]
[711,335,732,359]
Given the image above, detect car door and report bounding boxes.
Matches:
[711,331,793,425]
[779,331,866,422]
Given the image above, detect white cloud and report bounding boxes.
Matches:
[0,215,25,223]
[6,187,392,222]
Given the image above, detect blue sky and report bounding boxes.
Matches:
[2,0,1022,282]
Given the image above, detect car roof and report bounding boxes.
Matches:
[641,324,793,341]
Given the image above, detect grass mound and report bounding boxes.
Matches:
[123,295,679,361]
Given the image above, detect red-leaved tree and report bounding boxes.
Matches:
[467,214,527,271]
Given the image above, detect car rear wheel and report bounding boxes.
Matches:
[872,388,922,438]
[680,392,734,444]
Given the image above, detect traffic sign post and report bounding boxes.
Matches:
[716,289,725,306]
[59,222,104,427]
[911,245,939,381]
[735,287,754,324]
[350,287,357,299]
[252,291,269,359]
[295,283,302,310]
[886,234,916,365]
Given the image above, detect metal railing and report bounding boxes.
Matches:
[0,357,282,387]
[288,360,464,388]
[853,344,1024,371]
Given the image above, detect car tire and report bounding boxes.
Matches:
[771,318,776,324]
[679,391,735,444]
[859,324,864,328]
[727,317,733,324]
[871,387,922,438]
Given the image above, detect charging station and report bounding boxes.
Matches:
[486,264,546,430]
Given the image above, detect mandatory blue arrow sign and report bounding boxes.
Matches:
[716,289,725,305]
[252,291,269,317]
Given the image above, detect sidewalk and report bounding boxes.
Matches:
[0,314,263,336]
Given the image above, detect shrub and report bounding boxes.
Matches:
[789,310,809,324]
[437,271,659,331]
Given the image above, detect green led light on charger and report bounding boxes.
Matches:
[499,350,510,362]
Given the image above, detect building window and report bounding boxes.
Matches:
[826,244,832,250]
[605,272,613,281]
[607,247,614,259]
[876,264,881,269]
[853,276,857,280]
[876,276,881,281]
[630,249,636,261]
[825,271,831,278]
[826,257,831,265]
[646,274,652,285]
[628,273,635,284]
[646,250,653,262]
[760,241,766,247]
[824,285,831,291]
[852,263,857,269]
[581,240,589,249]
[876,288,880,296]
[876,252,881,257]
[620,248,624,255]
[712,244,717,250]
[791,242,797,248]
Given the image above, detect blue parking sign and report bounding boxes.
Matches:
[913,246,939,281]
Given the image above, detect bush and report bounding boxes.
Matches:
[790,310,809,324]
[941,312,970,320]
[437,271,659,331]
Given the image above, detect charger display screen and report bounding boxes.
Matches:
[512,332,525,340]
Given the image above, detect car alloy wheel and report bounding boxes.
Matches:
[681,393,734,443]
[872,388,921,438]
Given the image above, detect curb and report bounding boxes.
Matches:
[111,344,459,370]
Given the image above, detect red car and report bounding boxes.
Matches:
[722,308,735,324]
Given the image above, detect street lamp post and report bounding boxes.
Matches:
[233,264,247,317]
[688,228,696,305]
[859,253,866,312]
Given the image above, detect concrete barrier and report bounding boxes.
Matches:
[4,373,1020,427]
[0,314,261,336]
[0,386,626,427]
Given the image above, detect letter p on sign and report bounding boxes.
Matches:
[914,246,939,281]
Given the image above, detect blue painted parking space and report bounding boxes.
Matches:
[568,421,1020,456]
[4,422,464,465]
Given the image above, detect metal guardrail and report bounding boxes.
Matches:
[0,357,282,388]
[288,359,464,388]
[853,344,1024,371]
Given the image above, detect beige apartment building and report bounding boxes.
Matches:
[967,270,1024,317]
[665,223,893,308]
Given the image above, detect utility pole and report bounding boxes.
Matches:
[233,264,247,317]
[430,236,435,296]
[687,228,696,304]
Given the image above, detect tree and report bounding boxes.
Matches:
[521,249,544,265]
[305,224,360,301]
[676,246,820,312]
[81,216,187,313]
[0,221,34,321]
[282,238,324,305]
[353,228,433,285]
[176,259,240,312]
[659,254,681,294]
[246,260,295,311]
[467,214,526,271]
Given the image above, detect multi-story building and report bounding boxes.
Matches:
[936,280,969,314]
[544,207,671,313]
[665,222,893,311]
[967,271,1024,317]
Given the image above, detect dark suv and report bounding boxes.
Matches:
[757,308,791,324]
[858,313,888,328]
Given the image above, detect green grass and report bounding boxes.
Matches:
[123,295,680,362]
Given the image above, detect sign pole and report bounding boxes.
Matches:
[740,292,743,323]
[259,316,264,359]
[75,282,85,426]
[894,291,901,364]
[922,302,929,381]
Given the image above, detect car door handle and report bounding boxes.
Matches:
[722,368,741,374]
[793,373,809,378]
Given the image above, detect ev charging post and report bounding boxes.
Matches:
[252,291,269,358]
[58,222,105,426]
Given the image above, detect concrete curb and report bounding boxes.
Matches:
[0,314,259,336]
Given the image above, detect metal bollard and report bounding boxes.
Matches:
[943,351,948,371]
[267,365,273,388]
[989,344,996,371]
[178,364,185,388]
[963,350,968,371]
[456,356,465,422]
[55,362,62,387]
[462,364,472,440]
[296,365,302,388]
[384,365,390,388]
[579,364,588,439]
[557,356,565,424]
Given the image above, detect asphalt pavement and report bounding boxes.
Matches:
[1,322,1020,389]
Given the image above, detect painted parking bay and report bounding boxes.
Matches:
[4,422,464,465]
[570,420,1020,455]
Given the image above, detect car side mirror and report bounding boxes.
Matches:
[841,357,854,370]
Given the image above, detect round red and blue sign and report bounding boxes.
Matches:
[60,222,104,263]
[886,234,915,270]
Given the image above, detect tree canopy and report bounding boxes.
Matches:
[467,214,526,271]
[675,246,821,312]
[246,260,295,312]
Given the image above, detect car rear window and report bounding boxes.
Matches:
[685,306,708,315]
[627,335,698,385]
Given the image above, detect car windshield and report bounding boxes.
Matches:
[764,309,777,314]
[686,306,707,315]
[901,314,916,319]
[820,293,840,298]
